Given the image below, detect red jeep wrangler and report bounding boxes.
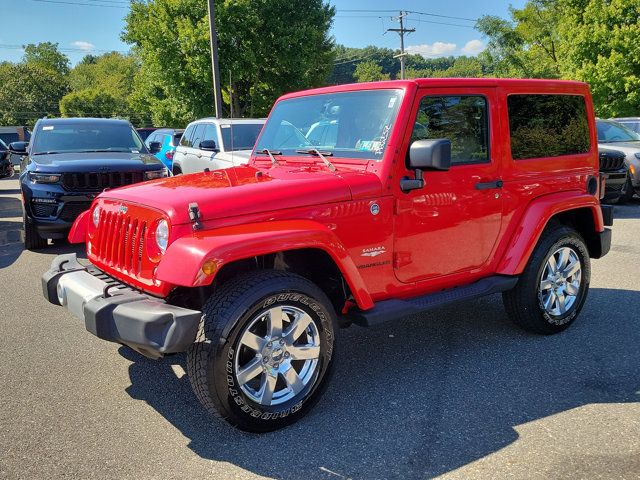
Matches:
[42,79,612,432]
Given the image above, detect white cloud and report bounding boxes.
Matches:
[71,41,95,52]
[406,42,457,58]
[461,39,486,55]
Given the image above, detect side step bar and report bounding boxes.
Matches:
[347,276,519,327]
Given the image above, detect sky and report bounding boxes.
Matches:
[1,0,527,65]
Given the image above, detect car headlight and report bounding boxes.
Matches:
[155,219,169,253]
[29,172,60,183]
[92,205,101,227]
[145,168,168,180]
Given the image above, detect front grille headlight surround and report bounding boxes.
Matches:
[29,172,60,184]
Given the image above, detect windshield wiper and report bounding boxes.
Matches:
[33,151,60,155]
[259,148,282,166]
[296,149,336,172]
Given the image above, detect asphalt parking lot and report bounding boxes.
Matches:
[0,175,639,480]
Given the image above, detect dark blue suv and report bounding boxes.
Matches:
[14,118,168,250]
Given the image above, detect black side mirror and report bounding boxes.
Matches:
[148,141,162,154]
[9,141,28,154]
[199,139,219,152]
[401,139,451,192]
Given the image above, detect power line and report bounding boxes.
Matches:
[30,0,128,8]
[405,10,477,22]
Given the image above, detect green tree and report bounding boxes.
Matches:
[123,0,335,126]
[476,0,561,78]
[23,42,70,76]
[558,0,640,116]
[0,62,69,126]
[59,89,124,118]
[354,60,390,82]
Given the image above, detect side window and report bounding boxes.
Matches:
[191,124,206,149]
[202,123,219,147]
[411,95,489,165]
[507,94,590,160]
[180,126,195,147]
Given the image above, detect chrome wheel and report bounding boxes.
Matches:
[539,246,582,317]
[234,305,321,406]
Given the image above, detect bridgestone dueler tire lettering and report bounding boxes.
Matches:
[502,224,590,334]
[186,270,336,432]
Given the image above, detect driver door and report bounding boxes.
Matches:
[393,88,503,283]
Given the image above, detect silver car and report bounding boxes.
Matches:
[611,117,640,134]
[597,119,640,199]
[172,118,265,174]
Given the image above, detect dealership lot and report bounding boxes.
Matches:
[0,175,638,479]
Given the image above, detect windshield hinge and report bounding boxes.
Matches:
[188,202,203,231]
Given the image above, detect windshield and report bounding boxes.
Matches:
[597,120,640,143]
[219,123,264,151]
[255,89,404,160]
[32,122,146,155]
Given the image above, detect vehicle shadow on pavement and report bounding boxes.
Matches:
[122,287,640,479]
[613,198,640,219]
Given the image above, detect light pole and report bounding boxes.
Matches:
[207,0,223,118]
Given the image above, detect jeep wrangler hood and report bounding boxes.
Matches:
[98,164,381,224]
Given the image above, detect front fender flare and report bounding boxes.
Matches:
[68,210,89,244]
[155,220,374,310]
[496,192,604,275]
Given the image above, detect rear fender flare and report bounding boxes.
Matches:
[496,192,604,275]
[155,219,374,310]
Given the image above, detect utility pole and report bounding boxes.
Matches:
[387,11,415,80]
[207,0,223,118]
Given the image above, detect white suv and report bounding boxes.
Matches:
[172,118,265,174]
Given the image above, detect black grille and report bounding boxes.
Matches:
[59,202,91,222]
[599,150,626,171]
[62,171,145,191]
[32,203,57,217]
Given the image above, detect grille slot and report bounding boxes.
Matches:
[62,171,145,191]
[59,202,91,222]
[599,151,626,171]
[32,203,57,217]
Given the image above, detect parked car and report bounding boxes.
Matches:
[144,128,184,169]
[598,147,629,203]
[136,127,159,142]
[0,139,13,178]
[610,117,640,134]
[43,79,611,432]
[17,117,168,250]
[172,118,265,174]
[0,126,31,166]
[596,119,640,200]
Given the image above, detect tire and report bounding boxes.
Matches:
[620,174,635,203]
[23,214,47,250]
[187,270,336,432]
[172,165,182,175]
[503,224,590,335]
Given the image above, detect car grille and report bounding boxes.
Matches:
[599,151,626,171]
[59,202,91,222]
[93,210,148,276]
[62,172,145,191]
[32,203,58,218]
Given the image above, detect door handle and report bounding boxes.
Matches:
[476,180,503,190]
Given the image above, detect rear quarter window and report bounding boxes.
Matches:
[507,94,590,160]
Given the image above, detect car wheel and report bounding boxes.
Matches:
[172,166,182,175]
[187,270,336,432]
[23,214,47,250]
[503,224,590,334]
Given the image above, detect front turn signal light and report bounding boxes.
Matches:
[202,259,217,276]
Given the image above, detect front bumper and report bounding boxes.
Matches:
[42,253,201,359]
[601,170,627,203]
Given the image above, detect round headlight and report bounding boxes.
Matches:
[92,206,101,227]
[155,219,169,253]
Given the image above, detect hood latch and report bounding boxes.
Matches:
[188,202,203,231]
